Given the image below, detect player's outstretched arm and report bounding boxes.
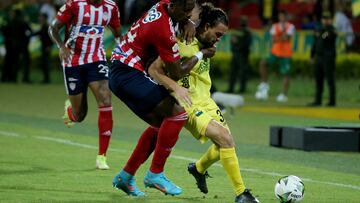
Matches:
[148,58,192,108]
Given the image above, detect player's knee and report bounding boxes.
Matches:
[218,129,235,148]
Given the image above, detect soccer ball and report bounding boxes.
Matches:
[275,175,305,203]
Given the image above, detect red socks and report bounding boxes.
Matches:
[98,105,113,155]
[124,126,159,175]
[150,112,187,173]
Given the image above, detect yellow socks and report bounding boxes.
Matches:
[220,147,246,195]
[195,144,220,174]
[195,145,246,195]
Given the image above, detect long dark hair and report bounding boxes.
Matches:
[198,3,228,28]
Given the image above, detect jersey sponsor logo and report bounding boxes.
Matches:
[79,25,104,37]
[113,46,128,57]
[142,4,162,24]
[68,77,78,82]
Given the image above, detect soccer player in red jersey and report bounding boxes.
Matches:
[109,0,213,197]
[48,0,121,170]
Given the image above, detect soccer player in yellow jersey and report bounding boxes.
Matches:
[149,3,259,203]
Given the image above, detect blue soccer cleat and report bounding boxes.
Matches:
[143,171,182,196]
[113,170,145,196]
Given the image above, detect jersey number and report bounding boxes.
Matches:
[216,109,225,123]
[98,64,109,77]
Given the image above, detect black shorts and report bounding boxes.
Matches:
[63,61,109,95]
[109,60,169,119]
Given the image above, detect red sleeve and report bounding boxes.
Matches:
[154,25,180,63]
[56,0,74,23]
[109,4,121,29]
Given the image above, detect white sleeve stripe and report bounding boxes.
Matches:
[77,2,85,25]
[128,56,141,67]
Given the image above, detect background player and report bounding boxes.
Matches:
[48,0,121,170]
[110,0,201,196]
[255,11,295,102]
[148,3,259,203]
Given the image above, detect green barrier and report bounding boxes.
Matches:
[0,24,351,58]
[219,29,347,57]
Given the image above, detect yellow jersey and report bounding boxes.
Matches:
[177,38,211,104]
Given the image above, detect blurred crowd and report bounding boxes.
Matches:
[0,0,358,84]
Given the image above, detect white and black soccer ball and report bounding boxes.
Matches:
[275,175,305,203]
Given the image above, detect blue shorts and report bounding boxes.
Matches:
[109,60,169,119]
[63,61,109,95]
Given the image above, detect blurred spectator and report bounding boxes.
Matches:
[255,11,295,102]
[314,0,335,20]
[40,0,56,24]
[125,0,157,25]
[1,7,32,83]
[227,16,252,94]
[335,1,355,48]
[32,13,52,84]
[308,12,337,107]
[259,0,279,25]
[301,14,317,30]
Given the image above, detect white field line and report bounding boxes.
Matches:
[172,155,360,191]
[1,131,359,191]
[34,136,127,153]
[0,130,20,137]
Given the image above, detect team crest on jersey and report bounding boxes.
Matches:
[142,4,162,24]
[69,82,76,91]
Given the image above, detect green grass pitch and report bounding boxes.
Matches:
[0,83,359,203]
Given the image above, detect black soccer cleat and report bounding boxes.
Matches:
[235,189,260,203]
[187,162,211,194]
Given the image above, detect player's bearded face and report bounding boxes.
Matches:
[199,23,228,48]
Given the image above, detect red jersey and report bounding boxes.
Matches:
[111,2,180,72]
[57,0,120,67]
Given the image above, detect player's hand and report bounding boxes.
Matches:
[181,20,196,44]
[173,85,192,108]
[201,46,217,59]
[59,46,71,64]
